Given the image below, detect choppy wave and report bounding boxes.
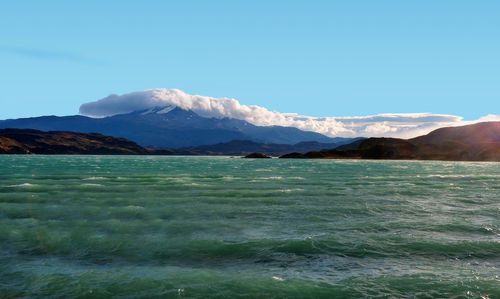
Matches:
[278,188,304,193]
[259,176,282,180]
[83,176,106,180]
[8,183,35,188]
[0,156,499,297]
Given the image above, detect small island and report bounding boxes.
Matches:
[243,152,272,159]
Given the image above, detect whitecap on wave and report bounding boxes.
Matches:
[279,188,304,193]
[8,183,34,188]
[260,176,282,180]
[427,174,472,178]
[83,176,106,180]
[428,174,500,178]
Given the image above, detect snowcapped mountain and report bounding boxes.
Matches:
[0,106,357,148]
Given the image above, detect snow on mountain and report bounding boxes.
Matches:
[138,105,177,115]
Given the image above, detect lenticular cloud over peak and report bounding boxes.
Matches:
[79,88,500,138]
[80,88,278,124]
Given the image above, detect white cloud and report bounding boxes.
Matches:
[79,88,499,139]
[476,114,500,122]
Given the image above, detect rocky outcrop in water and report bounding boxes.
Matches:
[243,152,271,158]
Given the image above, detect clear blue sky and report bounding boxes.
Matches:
[1,0,498,119]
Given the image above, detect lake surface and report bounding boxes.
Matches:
[1,156,499,298]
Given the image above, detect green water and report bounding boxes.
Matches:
[0,156,499,298]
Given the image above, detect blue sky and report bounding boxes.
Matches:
[1,0,499,120]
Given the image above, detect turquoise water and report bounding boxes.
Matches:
[0,156,499,298]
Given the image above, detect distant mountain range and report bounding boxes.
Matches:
[0,129,359,156]
[1,122,499,161]
[281,121,500,161]
[154,139,364,156]
[0,106,349,148]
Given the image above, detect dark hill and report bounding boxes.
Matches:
[280,122,500,162]
[0,129,149,155]
[410,121,500,145]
